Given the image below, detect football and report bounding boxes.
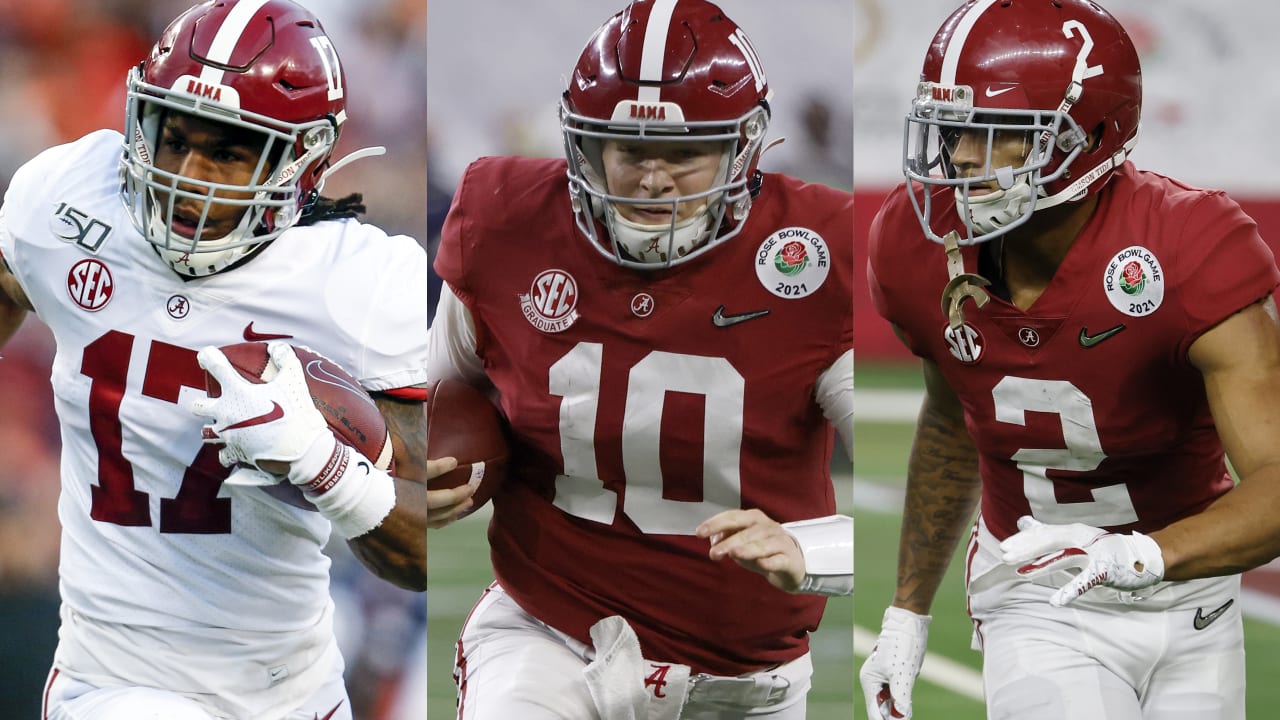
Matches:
[426,378,508,510]
[206,342,394,472]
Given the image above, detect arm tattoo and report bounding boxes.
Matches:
[374,394,429,483]
[893,386,983,612]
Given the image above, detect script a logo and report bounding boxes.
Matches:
[944,322,983,364]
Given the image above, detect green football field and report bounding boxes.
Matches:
[425,459,856,717]
[853,361,1280,719]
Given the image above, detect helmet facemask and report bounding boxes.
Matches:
[904,81,1094,246]
[562,99,769,270]
[121,66,338,277]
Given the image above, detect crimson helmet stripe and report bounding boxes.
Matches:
[939,0,1002,85]
[636,0,680,103]
[197,0,274,87]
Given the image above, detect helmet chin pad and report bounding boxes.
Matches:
[608,205,712,264]
[144,199,263,277]
[957,176,1035,236]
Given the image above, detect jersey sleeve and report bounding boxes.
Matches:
[432,160,482,307]
[1168,192,1280,357]
[325,226,432,392]
[425,282,490,388]
[867,185,931,358]
[0,137,71,307]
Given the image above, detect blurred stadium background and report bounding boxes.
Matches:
[854,1,1280,717]
[0,0,427,717]
[425,1,853,719]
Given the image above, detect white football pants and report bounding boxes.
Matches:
[41,656,351,720]
[453,583,812,720]
[967,519,1244,720]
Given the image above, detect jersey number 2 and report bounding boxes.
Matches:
[82,330,232,534]
[994,376,1137,526]
[549,342,743,536]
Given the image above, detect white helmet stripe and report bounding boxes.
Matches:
[637,0,680,103]
[198,0,274,87]
[940,0,1002,85]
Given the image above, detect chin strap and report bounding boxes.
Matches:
[317,146,387,193]
[760,136,786,157]
[939,230,992,330]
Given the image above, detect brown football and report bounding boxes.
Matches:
[206,342,394,472]
[425,378,509,510]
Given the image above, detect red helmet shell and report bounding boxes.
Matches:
[922,0,1141,201]
[566,0,769,127]
[142,0,347,195]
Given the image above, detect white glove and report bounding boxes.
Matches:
[1000,515,1165,607]
[191,341,395,538]
[859,606,931,720]
[191,341,329,474]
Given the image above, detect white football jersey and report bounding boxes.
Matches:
[0,130,429,712]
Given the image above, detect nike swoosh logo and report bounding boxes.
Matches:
[1193,599,1235,630]
[314,700,345,720]
[223,402,284,430]
[1079,324,1126,348]
[712,305,770,328]
[985,86,1016,98]
[243,322,293,342]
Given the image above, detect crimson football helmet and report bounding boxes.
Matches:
[904,0,1142,245]
[121,0,364,276]
[561,0,772,269]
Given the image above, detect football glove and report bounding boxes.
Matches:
[191,341,328,473]
[1000,515,1165,607]
[192,341,395,538]
[859,606,931,720]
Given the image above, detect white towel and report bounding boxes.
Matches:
[583,616,693,720]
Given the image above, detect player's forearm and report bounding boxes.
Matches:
[0,265,32,348]
[1153,462,1280,581]
[348,394,432,591]
[349,478,429,590]
[893,400,983,614]
[0,300,25,349]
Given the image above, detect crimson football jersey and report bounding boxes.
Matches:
[870,163,1280,541]
[435,155,852,675]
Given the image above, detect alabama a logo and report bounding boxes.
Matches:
[755,227,830,299]
[520,269,580,333]
[1103,246,1164,317]
[944,322,983,364]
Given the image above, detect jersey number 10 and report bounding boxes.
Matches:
[549,342,745,536]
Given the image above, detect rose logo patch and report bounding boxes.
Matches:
[755,227,829,299]
[1104,246,1164,317]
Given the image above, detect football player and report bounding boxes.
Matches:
[0,1,470,718]
[426,1,852,718]
[859,1,1280,719]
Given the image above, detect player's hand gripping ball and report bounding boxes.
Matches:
[204,342,393,476]
[425,379,509,511]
